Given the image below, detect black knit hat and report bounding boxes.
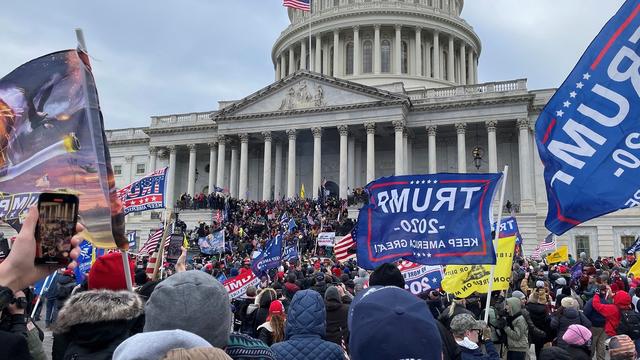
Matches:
[369,263,405,288]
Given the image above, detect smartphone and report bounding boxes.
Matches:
[35,193,79,265]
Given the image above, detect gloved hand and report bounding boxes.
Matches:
[482,326,492,341]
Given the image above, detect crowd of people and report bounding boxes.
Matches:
[3,203,640,360]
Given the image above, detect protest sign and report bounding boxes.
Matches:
[546,245,569,264]
[355,173,502,269]
[441,234,516,298]
[223,271,261,300]
[252,234,283,274]
[198,230,225,255]
[535,1,640,235]
[0,50,126,248]
[117,168,167,215]
[317,232,336,247]
[397,261,443,295]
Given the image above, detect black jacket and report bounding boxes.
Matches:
[324,299,349,349]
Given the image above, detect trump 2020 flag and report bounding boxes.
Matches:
[283,244,299,261]
[252,234,283,274]
[536,0,640,235]
[397,261,443,296]
[355,173,502,269]
[117,167,167,215]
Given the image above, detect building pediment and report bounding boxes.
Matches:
[214,71,409,120]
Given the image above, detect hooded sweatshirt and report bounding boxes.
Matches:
[592,290,632,336]
[504,297,529,352]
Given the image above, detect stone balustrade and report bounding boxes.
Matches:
[150,111,217,128]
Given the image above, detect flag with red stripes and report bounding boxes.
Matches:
[334,233,356,263]
[283,0,310,12]
[140,228,163,256]
[145,250,159,276]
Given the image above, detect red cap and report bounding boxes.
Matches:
[63,268,74,277]
[267,300,285,320]
[88,252,135,291]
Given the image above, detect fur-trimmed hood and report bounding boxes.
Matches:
[53,290,144,334]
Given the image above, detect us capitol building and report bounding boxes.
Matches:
[106,0,640,258]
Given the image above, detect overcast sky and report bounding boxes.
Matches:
[0,1,626,129]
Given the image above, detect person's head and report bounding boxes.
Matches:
[245,285,257,298]
[88,252,135,291]
[368,263,405,288]
[325,285,342,303]
[511,290,526,305]
[160,347,232,360]
[285,289,326,338]
[450,313,484,344]
[144,271,232,348]
[268,300,286,343]
[349,286,441,360]
[614,291,632,309]
[505,297,521,316]
[562,324,591,347]
[113,330,213,360]
[560,296,578,310]
[607,335,637,360]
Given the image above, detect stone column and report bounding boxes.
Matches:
[415,27,422,76]
[289,47,295,74]
[333,30,340,77]
[148,146,157,172]
[393,120,405,175]
[280,54,287,78]
[455,123,467,173]
[274,141,283,199]
[365,122,376,182]
[208,142,217,193]
[395,25,402,75]
[230,144,239,198]
[262,132,272,201]
[287,129,297,198]
[486,121,498,172]
[125,155,134,183]
[467,48,475,85]
[216,136,226,189]
[301,41,307,70]
[448,36,455,82]
[433,31,440,79]
[323,42,329,76]
[459,42,467,85]
[374,25,381,74]
[187,144,197,196]
[348,136,355,192]
[403,131,409,172]
[518,118,534,210]
[312,127,322,199]
[338,125,349,199]
[355,141,363,187]
[474,56,478,84]
[353,26,360,75]
[427,126,437,174]
[167,145,177,209]
[407,137,413,175]
[239,133,249,200]
[315,33,322,73]
[276,60,281,81]
[425,40,432,78]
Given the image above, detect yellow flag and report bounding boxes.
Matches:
[300,183,306,199]
[441,236,516,298]
[183,234,189,249]
[629,260,640,277]
[546,245,568,264]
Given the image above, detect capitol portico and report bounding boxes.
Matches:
[105,0,640,259]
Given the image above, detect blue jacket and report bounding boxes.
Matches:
[460,341,500,360]
[271,290,343,360]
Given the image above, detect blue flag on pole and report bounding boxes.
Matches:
[627,237,640,254]
[288,218,297,232]
[494,216,522,245]
[74,240,93,284]
[283,244,299,261]
[354,173,503,269]
[535,0,640,235]
[252,234,283,274]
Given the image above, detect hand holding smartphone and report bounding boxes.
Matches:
[34,193,79,266]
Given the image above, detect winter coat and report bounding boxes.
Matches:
[521,307,546,342]
[504,298,529,352]
[270,290,343,360]
[324,299,349,349]
[240,302,259,338]
[255,290,277,334]
[439,303,475,328]
[592,291,631,336]
[562,344,592,360]
[549,307,592,347]
[583,296,606,328]
[52,290,144,360]
[257,322,275,346]
[525,302,552,342]
[459,340,500,360]
[55,275,76,308]
[311,281,328,298]
[0,331,31,360]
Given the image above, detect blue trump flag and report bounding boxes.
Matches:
[627,237,640,254]
[117,167,168,215]
[252,233,283,274]
[283,244,299,261]
[74,240,93,284]
[536,0,640,235]
[494,216,522,245]
[355,173,502,269]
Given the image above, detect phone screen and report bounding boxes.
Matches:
[36,193,78,265]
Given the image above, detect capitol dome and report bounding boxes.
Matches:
[272,0,480,89]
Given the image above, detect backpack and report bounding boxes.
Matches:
[616,309,640,340]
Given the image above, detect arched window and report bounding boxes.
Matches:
[401,41,408,74]
[381,39,391,73]
[345,42,354,75]
[329,46,334,75]
[363,40,373,73]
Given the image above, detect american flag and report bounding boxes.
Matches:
[145,250,159,277]
[212,210,223,224]
[334,233,356,263]
[531,233,556,259]
[117,167,167,215]
[140,228,163,256]
[283,0,310,12]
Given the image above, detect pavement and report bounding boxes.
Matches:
[35,319,53,360]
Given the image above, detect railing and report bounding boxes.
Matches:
[150,111,217,128]
[105,128,148,141]
[407,79,527,101]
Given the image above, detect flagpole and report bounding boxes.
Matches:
[30,274,54,319]
[483,165,509,324]
[308,0,312,71]
[152,210,173,280]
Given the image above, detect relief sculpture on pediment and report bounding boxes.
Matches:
[279,80,326,111]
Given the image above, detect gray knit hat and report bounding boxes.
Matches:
[450,313,484,337]
[325,286,342,303]
[144,271,232,348]
[113,329,212,360]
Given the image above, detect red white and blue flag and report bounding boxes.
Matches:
[117,167,168,215]
[140,228,163,256]
[283,0,310,12]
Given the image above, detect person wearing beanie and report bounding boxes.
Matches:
[271,290,343,360]
[348,286,442,360]
[257,300,286,346]
[89,252,135,291]
[560,324,592,360]
[592,287,633,337]
[607,335,637,360]
[550,296,591,348]
[324,285,349,350]
[283,273,300,300]
[450,313,499,359]
[144,271,232,349]
[113,329,213,360]
[52,290,145,360]
[368,262,405,288]
[311,272,328,298]
[161,347,232,360]
[504,297,529,359]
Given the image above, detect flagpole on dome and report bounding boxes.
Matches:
[483,165,509,324]
[309,0,312,72]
